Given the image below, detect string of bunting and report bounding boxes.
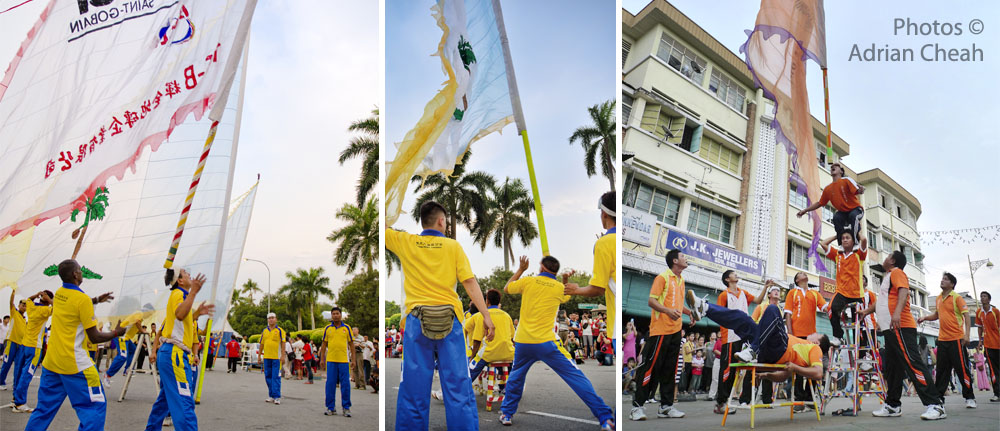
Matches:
[915,224,1000,246]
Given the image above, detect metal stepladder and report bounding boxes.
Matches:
[118,333,160,401]
[723,363,821,428]
[820,303,886,415]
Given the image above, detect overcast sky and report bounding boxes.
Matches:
[624,0,1000,301]
[385,0,616,303]
[0,0,379,307]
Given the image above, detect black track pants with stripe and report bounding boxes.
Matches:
[935,339,975,401]
[881,328,942,408]
[631,331,681,408]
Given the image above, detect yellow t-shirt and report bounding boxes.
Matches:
[463,312,484,357]
[473,307,515,362]
[42,285,98,375]
[161,288,195,349]
[590,229,616,339]
[260,326,285,360]
[386,229,474,320]
[322,322,353,363]
[6,305,26,348]
[22,301,53,348]
[508,275,569,344]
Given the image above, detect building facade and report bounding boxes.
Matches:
[621,0,931,340]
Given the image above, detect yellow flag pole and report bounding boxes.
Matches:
[194,318,213,403]
[822,67,833,161]
[492,0,548,255]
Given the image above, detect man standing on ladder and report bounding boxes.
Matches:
[918,272,977,409]
[820,232,868,345]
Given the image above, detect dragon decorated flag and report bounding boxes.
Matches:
[740,0,829,271]
[0,0,256,322]
[385,0,515,226]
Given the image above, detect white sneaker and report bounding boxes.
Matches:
[274,398,281,405]
[739,402,749,409]
[164,417,173,427]
[11,404,33,413]
[265,397,274,403]
[735,347,755,363]
[872,404,901,417]
[685,290,708,321]
[0,385,6,390]
[431,390,443,400]
[657,404,685,418]
[629,406,647,421]
[920,404,946,420]
[965,399,976,409]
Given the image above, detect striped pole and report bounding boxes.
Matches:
[164,120,220,268]
[822,68,833,161]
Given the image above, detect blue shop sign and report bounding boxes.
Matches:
[664,229,764,277]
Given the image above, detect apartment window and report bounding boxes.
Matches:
[883,235,893,251]
[880,194,888,209]
[896,205,903,220]
[699,137,741,174]
[789,184,808,208]
[815,141,828,168]
[688,203,733,244]
[631,180,681,226]
[902,245,915,267]
[787,241,809,270]
[640,103,678,142]
[867,230,879,251]
[622,40,631,68]
[818,254,835,278]
[622,92,633,126]
[708,69,747,113]
[657,33,707,84]
[822,205,835,223]
[920,293,927,308]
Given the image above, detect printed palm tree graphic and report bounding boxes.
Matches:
[454,35,476,121]
[43,187,110,279]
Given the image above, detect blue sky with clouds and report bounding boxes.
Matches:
[385,0,616,303]
[0,1,379,312]
[624,0,1000,300]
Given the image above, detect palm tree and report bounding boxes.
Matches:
[240,279,262,304]
[327,197,379,274]
[339,108,379,206]
[472,177,538,271]
[278,267,333,330]
[568,100,616,191]
[410,151,494,238]
[70,186,110,259]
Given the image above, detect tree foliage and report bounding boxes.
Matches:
[454,266,603,321]
[336,270,379,337]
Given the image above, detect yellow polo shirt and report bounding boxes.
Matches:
[5,305,26,353]
[508,274,569,344]
[42,284,98,375]
[322,322,353,363]
[260,326,285,360]
[591,228,616,339]
[463,312,484,357]
[22,301,53,348]
[161,288,195,349]
[473,306,515,362]
[386,229,474,320]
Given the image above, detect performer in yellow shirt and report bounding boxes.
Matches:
[24,259,123,430]
[387,201,494,431]
[499,256,614,430]
[565,192,616,346]
[320,307,355,417]
[468,289,515,382]
[12,290,54,412]
[259,312,286,404]
[0,291,27,390]
[144,268,215,430]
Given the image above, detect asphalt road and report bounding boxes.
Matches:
[622,388,1000,430]
[0,363,379,430]
[385,356,617,430]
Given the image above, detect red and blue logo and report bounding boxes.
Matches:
[158,5,194,45]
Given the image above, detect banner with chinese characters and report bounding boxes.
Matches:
[385,0,514,226]
[0,0,255,321]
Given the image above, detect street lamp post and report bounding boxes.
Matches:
[968,254,994,311]
[244,258,272,314]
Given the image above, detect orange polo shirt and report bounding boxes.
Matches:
[818,178,861,212]
[936,291,969,342]
[825,245,866,299]
[648,269,684,336]
[886,268,916,329]
[784,288,827,337]
[777,335,823,368]
[975,306,1000,349]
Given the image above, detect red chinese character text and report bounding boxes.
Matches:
[109,117,123,136]
[58,151,73,172]
[124,110,139,128]
[77,144,88,163]
[45,160,55,179]
[165,81,182,98]
[141,100,152,118]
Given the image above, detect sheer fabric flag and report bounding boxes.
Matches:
[740,0,828,271]
[385,0,514,226]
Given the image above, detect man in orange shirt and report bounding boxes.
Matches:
[974,291,999,402]
[783,271,827,407]
[629,249,693,421]
[820,232,868,343]
[796,163,865,246]
[713,269,766,414]
[865,251,945,420]
[686,290,831,383]
[919,272,976,408]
